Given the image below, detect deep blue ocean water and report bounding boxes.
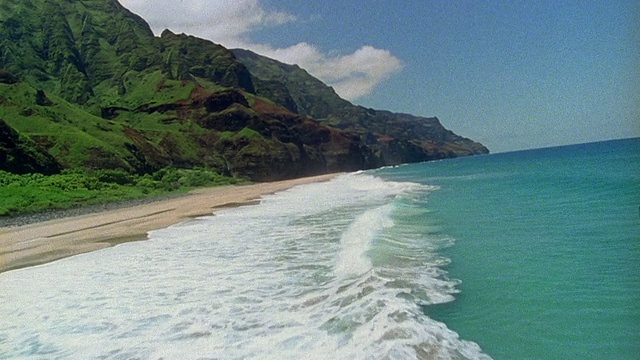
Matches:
[1,138,638,359]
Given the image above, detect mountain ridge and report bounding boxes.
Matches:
[232,48,489,165]
[0,0,488,181]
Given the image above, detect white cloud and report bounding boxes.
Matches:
[120,0,295,46]
[119,0,403,100]
[251,43,403,100]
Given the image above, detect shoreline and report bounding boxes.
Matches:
[0,173,340,274]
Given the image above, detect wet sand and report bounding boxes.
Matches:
[0,173,339,274]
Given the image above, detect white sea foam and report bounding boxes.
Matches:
[0,173,490,359]
[334,204,394,279]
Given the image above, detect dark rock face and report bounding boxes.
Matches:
[0,119,61,174]
[35,90,52,106]
[202,90,250,113]
[123,88,373,181]
[0,69,18,84]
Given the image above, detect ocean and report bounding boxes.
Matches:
[1,138,638,359]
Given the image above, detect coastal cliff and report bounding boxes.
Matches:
[0,0,488,181]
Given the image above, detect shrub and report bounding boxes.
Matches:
[94,169,134,185]
[0,166,242,216]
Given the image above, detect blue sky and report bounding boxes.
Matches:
[120,0,639,152]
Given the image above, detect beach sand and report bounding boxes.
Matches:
[0,173,340,274]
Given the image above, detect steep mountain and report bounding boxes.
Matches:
[0,0,487,181]
[233,49,489,165]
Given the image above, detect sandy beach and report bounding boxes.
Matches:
[0,173,339,274]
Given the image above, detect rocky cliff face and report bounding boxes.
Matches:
[0,118,60,174]
[232,49,489,165]
[0,0,488,181]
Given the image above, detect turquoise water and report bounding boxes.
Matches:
[1,174,489,359]
[376,137,640,359]
[1,138,637,359]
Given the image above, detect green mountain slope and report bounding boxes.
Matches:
[0,0,487,182]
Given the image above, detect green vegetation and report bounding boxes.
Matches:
[0,0,488,217]
[0,0,258,174]
[232,49,351,119]
[0,168,246,217]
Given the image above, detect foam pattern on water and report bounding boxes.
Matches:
[0,173,490,359]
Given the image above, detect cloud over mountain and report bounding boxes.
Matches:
[119,0,403,100]
[250,43,403,100]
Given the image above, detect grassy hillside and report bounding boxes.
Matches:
[0,0,489,216]
[0,0,374,181]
